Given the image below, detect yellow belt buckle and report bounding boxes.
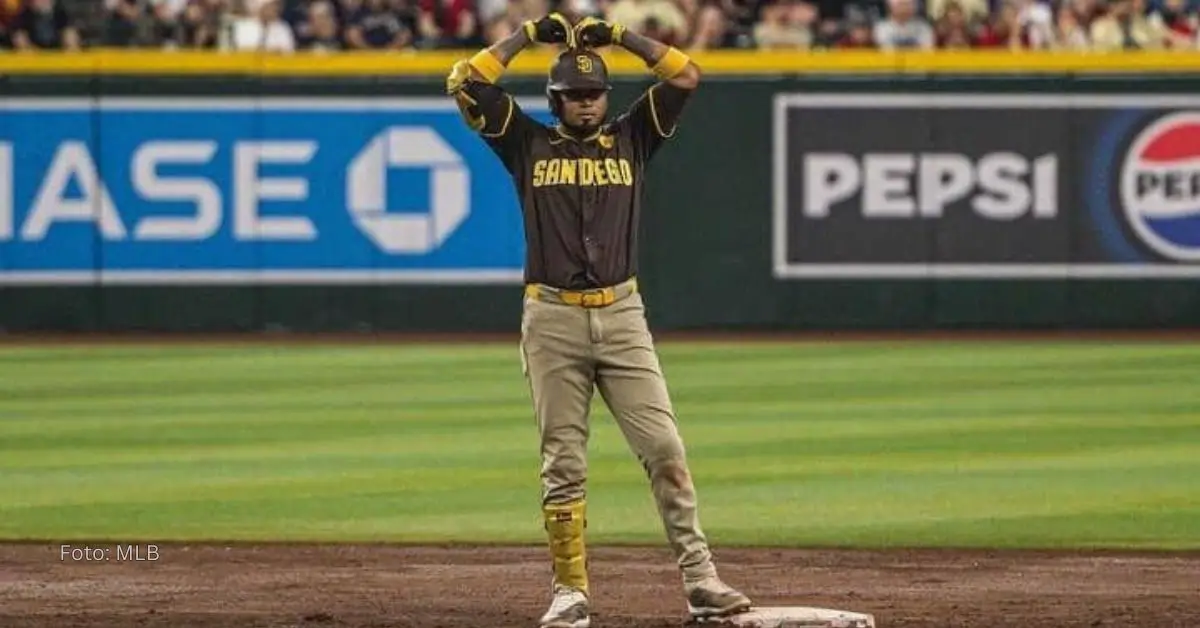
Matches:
[588,287,616,307]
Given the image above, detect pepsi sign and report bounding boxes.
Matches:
[773,93,1200,279]
[0,97,554,285]
[1118,112,1200,262]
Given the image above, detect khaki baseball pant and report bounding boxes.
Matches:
[519,278,718,596]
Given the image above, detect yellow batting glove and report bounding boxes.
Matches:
[446,59,472,95]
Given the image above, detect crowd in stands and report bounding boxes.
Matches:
[1,0,1198,52]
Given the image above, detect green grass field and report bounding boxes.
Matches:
[1,340,1198,550]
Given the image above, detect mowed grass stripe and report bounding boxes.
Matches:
[0,341,1196,548]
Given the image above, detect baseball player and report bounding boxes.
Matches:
[446,13,752,628]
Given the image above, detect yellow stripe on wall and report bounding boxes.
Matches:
[0,49,1199,76]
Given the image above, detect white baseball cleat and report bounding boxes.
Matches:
[538,584,590,628]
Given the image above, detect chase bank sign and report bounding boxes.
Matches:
[0,97,550,285]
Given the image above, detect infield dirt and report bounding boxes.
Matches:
[1,543,1197,628]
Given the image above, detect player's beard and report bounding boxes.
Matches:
[562,109,604,136]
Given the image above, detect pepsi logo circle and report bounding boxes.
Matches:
[1120,112,1200,261]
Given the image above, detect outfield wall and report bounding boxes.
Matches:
[2,51,1199,332]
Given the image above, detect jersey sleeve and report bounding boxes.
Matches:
[455,80,537,171]
[617,83,693,162]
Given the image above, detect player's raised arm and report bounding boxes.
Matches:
[446,14,575,160]
[576,20,699,91]
[573,18,698,159]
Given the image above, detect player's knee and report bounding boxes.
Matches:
[640,433,685,470]
[652,457,692,491]
[641,446,691,490]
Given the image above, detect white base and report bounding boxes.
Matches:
[694,606,876,628]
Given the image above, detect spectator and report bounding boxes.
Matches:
[689,2,738,48]
[927,0,988,24]
[940,22,973,44]
[808,0,845,20]
[12,0,81,49]
[1069,0,1102,29]
[173,0,223,47]
[345,0,411,48]
[18,0,1200,51]
[788,0,819,43]
[835,10,874,45]
[106,0,146,46]
[280,0,307,26]
[717,0,759,39]
[1050,1,1091,48]
[231,0,296,51]
[296,0,344,48]
[975,1,1026,47]
[933,1,974,47]
[105,0,175,46]
[811,19,840,45]
[392,0,421,33]
[645,13,684,43]
[555,0,590,22]
[675,0,701,27]
[1091,0,1165,49]
[474,0,509,27]
[606,0,689,45]
[481,9,513,42]
[1,0,18,47]
[1013,0,1054,47]
[417,0,477,47]
[1148,0,1198,47]
[873,0,934,48]
[753,0,813,48]
[1148,0,1200,12]
[1,0,21,30]
[478,0,546,44]
[152,0,187,44]
[843,0,887,23]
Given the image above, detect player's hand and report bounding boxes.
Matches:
[574,17,625,48]
[523,13,576,47]
[445,59,472,95]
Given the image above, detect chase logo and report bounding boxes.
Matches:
[0,97,552,285]
[347,127,468,255]
[1120,111,1200,262]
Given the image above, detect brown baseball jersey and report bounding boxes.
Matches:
[458,78,691,290]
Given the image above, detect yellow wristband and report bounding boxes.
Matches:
[651,46,689,81]
[468,49,506,84]
[611,23,626,44]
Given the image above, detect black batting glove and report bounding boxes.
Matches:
[574,17,625,47]
[523,13,576,47]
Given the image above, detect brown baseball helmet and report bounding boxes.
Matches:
[547,48,612,93]
[546,48,611,121]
